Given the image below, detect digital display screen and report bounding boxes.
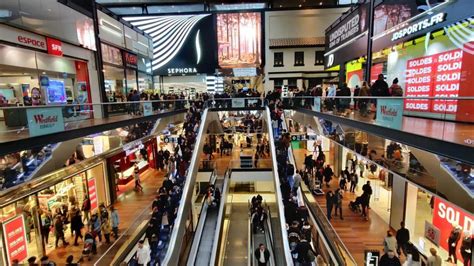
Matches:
[47,79,66,104]
[217,12,262,68]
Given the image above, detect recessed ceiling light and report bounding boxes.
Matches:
[319,2,323,5]
[298,4,302,7]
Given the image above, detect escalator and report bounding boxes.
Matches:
[187,170,230,266]
[250,204,276,266]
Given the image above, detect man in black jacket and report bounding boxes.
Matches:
[396,221,410,257]
[371,74,390,120]
[254,243,270,266]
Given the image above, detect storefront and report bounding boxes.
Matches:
[137,55,153,93]
[106,139,157,199]
[370,0,474,122]
[0,24,95,126]
[0,162,109,265]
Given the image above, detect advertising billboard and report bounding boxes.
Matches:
[124,14,217,75]
[216,12,262,68]
[2,215,28,264]
[325,4,368,52]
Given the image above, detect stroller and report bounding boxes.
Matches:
[80,232,97,261]
[349,196,363,213]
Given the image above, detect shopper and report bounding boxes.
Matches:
[134,164,143,192]
[27,256,37,266]
[254,243,271,266]
[293,236,317,265]
[101,217,112,244]
[90,213,102,242]
[40,212,52,246]
[54,216,69,248]
[326,190,334,221]
[333,188,343,220]
[82,196,91,223]
[136,240,150,266]
[380,250,401,266]
[323,165,334,187]
[460,230,472,266]
[362,181,373,208]
[110,206,120,238]
[383,231,397,254]
[349,174,358,193]
[396,221,410,257]
[40,256,56,266]
[389,78,403,96]
[65,255,78,266]
[427,248,442,266]
[358,81,371,117]
[70,210,83,246]
[447,224,462,263]
[370,74,390,120]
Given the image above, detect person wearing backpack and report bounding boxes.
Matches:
[390,78,403,96]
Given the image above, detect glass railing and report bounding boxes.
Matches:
[204,97,266,109]
[281,96,474,148]
[0,99,188,144]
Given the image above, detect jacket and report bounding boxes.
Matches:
[111,211,119,228]
[371,79,390,96]
[396,227,410,244]
[254,248,270,263]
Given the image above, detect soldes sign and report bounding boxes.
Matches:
[2,215,28,264]
[432,197,473,262]
[46,37,63,56]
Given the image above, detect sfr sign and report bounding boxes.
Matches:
[46,37,63,56]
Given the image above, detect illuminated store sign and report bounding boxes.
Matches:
[46,37,63,56]
[124,14,216,75]
[391,13,446,41]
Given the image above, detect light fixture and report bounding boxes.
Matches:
[319,2,323,5]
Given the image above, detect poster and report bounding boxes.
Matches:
[21,84,30,97]
[404,48,463,114]
[376,99,403,129]
[46,79,67,104]
[432,197,473,263]
[424,221,441,246]
[217,12,261,68]
[26,107,65,137]
[87,178,98,212]
[2,215,28,264]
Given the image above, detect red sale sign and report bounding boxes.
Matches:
[88,178,98,212]
[432,197,473,262]
[2,215,28,264]
[404,54,434,111]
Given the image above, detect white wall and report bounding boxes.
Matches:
[264,8,348,91]
[230,171,273,182]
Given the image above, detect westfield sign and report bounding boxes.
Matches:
[33,114,59,129]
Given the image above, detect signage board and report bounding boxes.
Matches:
[26,107,65,137]
[376,99,403,129]
[404,48,463,114]
[391,13,445,42]
[324,34,368,69]
[101,43,123,66]
[143,102,153,116]
[0,24,47,50]
[231,98,245,108]
[2,215,28,264]
[87,178,98,212]
[325,3,368,52]
[46,37,63,56]
[313,97,321,112]
[123,51,138,69]
[424,221,441,246]
[432,197,473,263]
[124,14,217,75]
[364,250,380,266]
[233,68,257,77]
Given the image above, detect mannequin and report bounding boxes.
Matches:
[447,224,462,263]
[460,230,472,266]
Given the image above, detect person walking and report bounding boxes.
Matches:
[81,196,91,223]
[349,174,358,193]
[136,240,150,266]
[134,164,143,192]
[460,230,472,266]
[40,213,52,247]
[90,214,102,242]
[358,81,371,117]
[54,216,69,248]
[254,243,271,266]
[70,210,83,246]
[362,181,373,208]
[384,231,397,254]
[396,221,410,257]
[101,217,112,244]
[333,188,344,220]
[326,191,334,221]
[110,206,120,238]
[323,165,334,188]
[427,248,442,266]
[371,74,390,120]
[293,236,317,266]
[380,250,401,266]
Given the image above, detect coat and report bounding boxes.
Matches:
[254,248,270,263]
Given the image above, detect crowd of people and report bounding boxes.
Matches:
[132,99,204,265]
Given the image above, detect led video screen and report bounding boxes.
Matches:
[216,12,262,68]
[124,14,217,75]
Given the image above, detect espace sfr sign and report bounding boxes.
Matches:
[0,24,47,51]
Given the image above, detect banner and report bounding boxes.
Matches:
[26,107,65,137]
[143,102,153,116]
[87,178,98,212]
[3,215,28,264]
[424,221,441,246]
[231,98,245,108]
[432,197,473,263]
[376,99,403,129]
[312,97,321,112]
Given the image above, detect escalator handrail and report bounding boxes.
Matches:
[264,207,277,266]
[162,108,209,265]
[209,168,231,266]
[265,106,294,265]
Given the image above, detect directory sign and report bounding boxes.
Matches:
[3,215,28,264]
[376,99,403,129]
[26,107,65,137]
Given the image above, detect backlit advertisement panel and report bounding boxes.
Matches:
[217,12,261,68]
[124,14,217,75]
[2,215,28,264]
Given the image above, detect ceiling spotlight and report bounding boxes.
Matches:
[319,2,323,5]
[299,4,302,7]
